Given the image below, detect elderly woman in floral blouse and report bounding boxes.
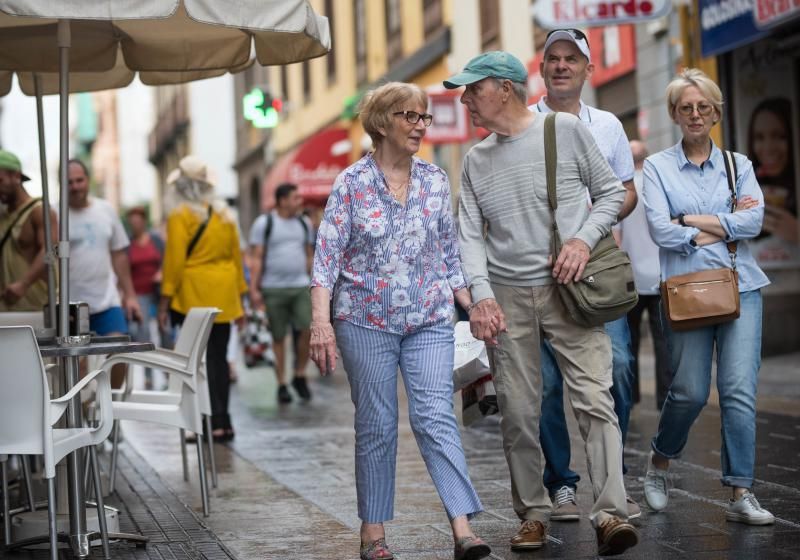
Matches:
[309,82,490,560]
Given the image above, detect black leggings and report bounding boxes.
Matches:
[171,311,232,430]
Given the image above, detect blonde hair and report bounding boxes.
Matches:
[665,68,724,120]
[358,82,428,147]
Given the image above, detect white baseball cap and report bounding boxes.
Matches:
[543,29,591,62]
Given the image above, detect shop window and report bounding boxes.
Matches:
[480,0,500,51]
[354,0,367,85]
[385,0,402,66]
[424,0,443,39]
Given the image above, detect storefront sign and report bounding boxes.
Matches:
[699,0,767,57]
[754,0,800,28]
[533,0,670,27]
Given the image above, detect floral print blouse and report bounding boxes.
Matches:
[312,153,466,334]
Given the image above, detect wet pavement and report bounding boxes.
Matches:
[3,338,799,559]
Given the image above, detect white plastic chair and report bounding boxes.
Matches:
[0,311,45,330]
[103,307,219,517]
[0,326,113,560]
[0,312,46,522]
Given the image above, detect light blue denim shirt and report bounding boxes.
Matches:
[642,141,770,293]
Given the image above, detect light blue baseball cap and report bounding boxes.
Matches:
[443,51,527,89]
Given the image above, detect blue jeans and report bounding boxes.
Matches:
[652,290,762,489]
[540,316,633,492]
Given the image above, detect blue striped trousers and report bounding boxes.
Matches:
[335,320,483,523]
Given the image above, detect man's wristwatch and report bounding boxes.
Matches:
[678,213,687,227]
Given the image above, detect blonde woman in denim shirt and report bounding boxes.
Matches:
[642,68,774,525]
[308,83,490,560]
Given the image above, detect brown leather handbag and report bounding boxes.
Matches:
[660,150,740,331]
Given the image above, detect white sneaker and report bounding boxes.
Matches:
[726,491,775,525]
[643,466,669,512]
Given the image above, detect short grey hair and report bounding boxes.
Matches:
[492,78,528,104]
[665,68,724,120]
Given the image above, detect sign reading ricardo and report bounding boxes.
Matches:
[533,0,671,27]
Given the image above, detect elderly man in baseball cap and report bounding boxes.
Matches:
[529,28,642,528]
[444,51,638,555]
[0,149,57,311]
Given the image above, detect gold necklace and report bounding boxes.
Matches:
[386,170,411,201]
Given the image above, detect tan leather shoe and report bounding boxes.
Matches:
[510,519,547,550]
[595,516,639,556]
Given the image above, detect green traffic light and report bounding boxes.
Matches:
[243,88,279,129]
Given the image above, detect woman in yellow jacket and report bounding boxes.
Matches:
[158,155,247,441]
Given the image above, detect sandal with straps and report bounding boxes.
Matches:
[360,537,394,560]
[454,536,491,560]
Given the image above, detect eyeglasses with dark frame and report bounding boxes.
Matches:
[676,102,715,117]
[393,110,433,127]
[546,28,590,49]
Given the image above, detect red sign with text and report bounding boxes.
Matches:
[534,0,670,27]
[754,0,800,28]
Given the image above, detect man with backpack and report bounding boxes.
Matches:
[248,183,314,403]
[0,149,57,311]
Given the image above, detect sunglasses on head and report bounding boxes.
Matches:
[546,28,590,49]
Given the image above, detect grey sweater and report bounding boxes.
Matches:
[458,112,624,303]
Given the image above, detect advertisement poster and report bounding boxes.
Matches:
[732,39,800,277]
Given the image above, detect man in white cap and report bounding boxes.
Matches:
[0,149,57,311]
[444,50,638,555]
[529,28,641,522]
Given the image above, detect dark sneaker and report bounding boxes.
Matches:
[291,376,312,400]
[277,384,292,404]
[510,519,546,550]
[596,516,639,556]
[551,485,580,521]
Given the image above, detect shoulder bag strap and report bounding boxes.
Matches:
[721,150,738,269]
[0,197,41,256]
[543,112,562,249]
[185,205,213,258]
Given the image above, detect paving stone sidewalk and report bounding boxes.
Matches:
[117,349,800,560]
[4,349,798,559]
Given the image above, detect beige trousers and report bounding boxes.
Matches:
[490,283,628,526]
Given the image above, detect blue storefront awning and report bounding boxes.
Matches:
[700,0,766,57]
[700,0,800,57]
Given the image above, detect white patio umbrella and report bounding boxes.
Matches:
[0,3,329,556]
[0,0,330,338]
[0,58,245,328]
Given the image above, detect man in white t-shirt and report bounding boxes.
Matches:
[528,28,639,522]
[67,159,141,336]
[618,140,671,410]
[248,183,314,404]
